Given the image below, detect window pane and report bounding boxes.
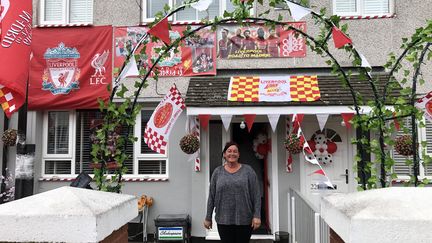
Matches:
[147,0,169,18]
[226,0,235,12]
[335,0,357,13]
[198,0,220,20]
[364,0,389,14]
[138,160,166,174]
[44,0,64,22]
[70,0,93,23]
[176,6,197,20]
[424,120,432,176]
[45,160,71,174]
[141,110,158,154]
[48,111,69,154]
[75,110,133,174]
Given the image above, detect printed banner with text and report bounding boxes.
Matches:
[217,22,306,59]
[228,75,320,102]
[114,26,216,77]
[28,26,112,109]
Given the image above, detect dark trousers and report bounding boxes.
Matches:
[217,224,252,243]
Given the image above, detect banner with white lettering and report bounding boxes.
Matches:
[0,0,32,117]
[28,26,112,109]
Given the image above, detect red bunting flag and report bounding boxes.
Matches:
[148,16,171,45]
[341,113,355,129]
[310,169,326,176]
[393,112,400,131]
[0,0,32,117]
[332,26,352,49]
[198,114,211,131]
[243,114,256,132]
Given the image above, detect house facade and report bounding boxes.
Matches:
[1,0,431,240]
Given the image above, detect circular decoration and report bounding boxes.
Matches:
[253,132,270,159]
[307,132,338,165]
[179,134,199,154]
[284,134,304,154]
[395,135,415,156]
[154,103,173,128]
[2,129,17,146]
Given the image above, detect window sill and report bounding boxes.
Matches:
[35,23,93,28]
[39,176,169,182]
[338,14,395,20]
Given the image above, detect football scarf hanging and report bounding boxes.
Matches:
[306,132,337,165]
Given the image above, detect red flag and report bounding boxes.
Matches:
[243,114,256,132]
[28,26,112,110]
[332,26,352,49]
[310,169,326,176]
[148,16,171,45]
[0,0,32,117]
[292,114,304,133]
[341,113,355,129]
[198,114,211,131]
[144,85,185,155]
[393,112,400,131]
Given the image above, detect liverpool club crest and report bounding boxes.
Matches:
[42,43,80,95]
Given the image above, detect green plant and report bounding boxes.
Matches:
[284,134,303,154]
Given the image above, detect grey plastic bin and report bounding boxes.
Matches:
[275,231,290,243]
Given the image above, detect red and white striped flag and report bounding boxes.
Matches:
[144,84,185,155]
[0,0,32,118]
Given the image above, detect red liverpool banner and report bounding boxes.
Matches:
[114,25,216,77]
[28,26,112,110]
[217,22,306,59]
[0,0,32,117]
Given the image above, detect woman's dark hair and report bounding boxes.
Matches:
[222,141,239,153]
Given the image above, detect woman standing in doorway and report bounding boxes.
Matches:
[204,141,261,243]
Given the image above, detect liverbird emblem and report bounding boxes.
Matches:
[0,0,10,22]
[91,50,109,76]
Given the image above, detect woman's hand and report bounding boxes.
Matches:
[203,219,212,230]
[251,217,261,230]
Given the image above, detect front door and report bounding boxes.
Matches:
[301,118,351,207]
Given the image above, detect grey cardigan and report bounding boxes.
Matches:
[205,164,261,225]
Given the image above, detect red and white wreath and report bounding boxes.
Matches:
[307,132,337,165]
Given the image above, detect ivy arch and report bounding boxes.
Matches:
[91,0,432,192]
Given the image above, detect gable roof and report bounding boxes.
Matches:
[185,73,402,107]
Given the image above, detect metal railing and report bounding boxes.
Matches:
[289,188,329,243]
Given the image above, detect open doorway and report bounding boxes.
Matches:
[232,122,271,234]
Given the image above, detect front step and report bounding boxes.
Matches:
[250,240,274,243]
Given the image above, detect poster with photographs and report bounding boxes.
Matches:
[114,25,216,77]
[217,22,306,59]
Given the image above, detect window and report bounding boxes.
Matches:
[134,110,168,176]
[393,118,432,179]
[333,0,394,16]
[275,0,309,10]
[39,0,94,25]
[42,110,166,177]
[142,0,235,22]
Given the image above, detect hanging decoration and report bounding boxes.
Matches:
[2,129,17,146]
[179,134,200,154]
[285,0,312,21]
[284,133,304,154]
[253,132,270,159]
[394,135,415,156]
[148,16,171,45]
[198,114,211,131]
[341,113,355,129]
[306,132,338,165]
[186,116,201,171]
[243,114,256,132]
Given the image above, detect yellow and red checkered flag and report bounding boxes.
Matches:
[228,76,260,102]
[228,75,320,102]
[0,0,32,118]
[290,75,320,101]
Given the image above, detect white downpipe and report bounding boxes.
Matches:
[291,196,296,243]
[314,213,320,243]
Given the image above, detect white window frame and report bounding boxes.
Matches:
[42,110,76,177]
[141,0,252,23]
[332,0,394,17]
[393,117,432,180]
[133,108,169,178]
[38,0,94,26]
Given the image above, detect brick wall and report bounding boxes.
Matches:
[101,224,128,243]
[330,228,345,243]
